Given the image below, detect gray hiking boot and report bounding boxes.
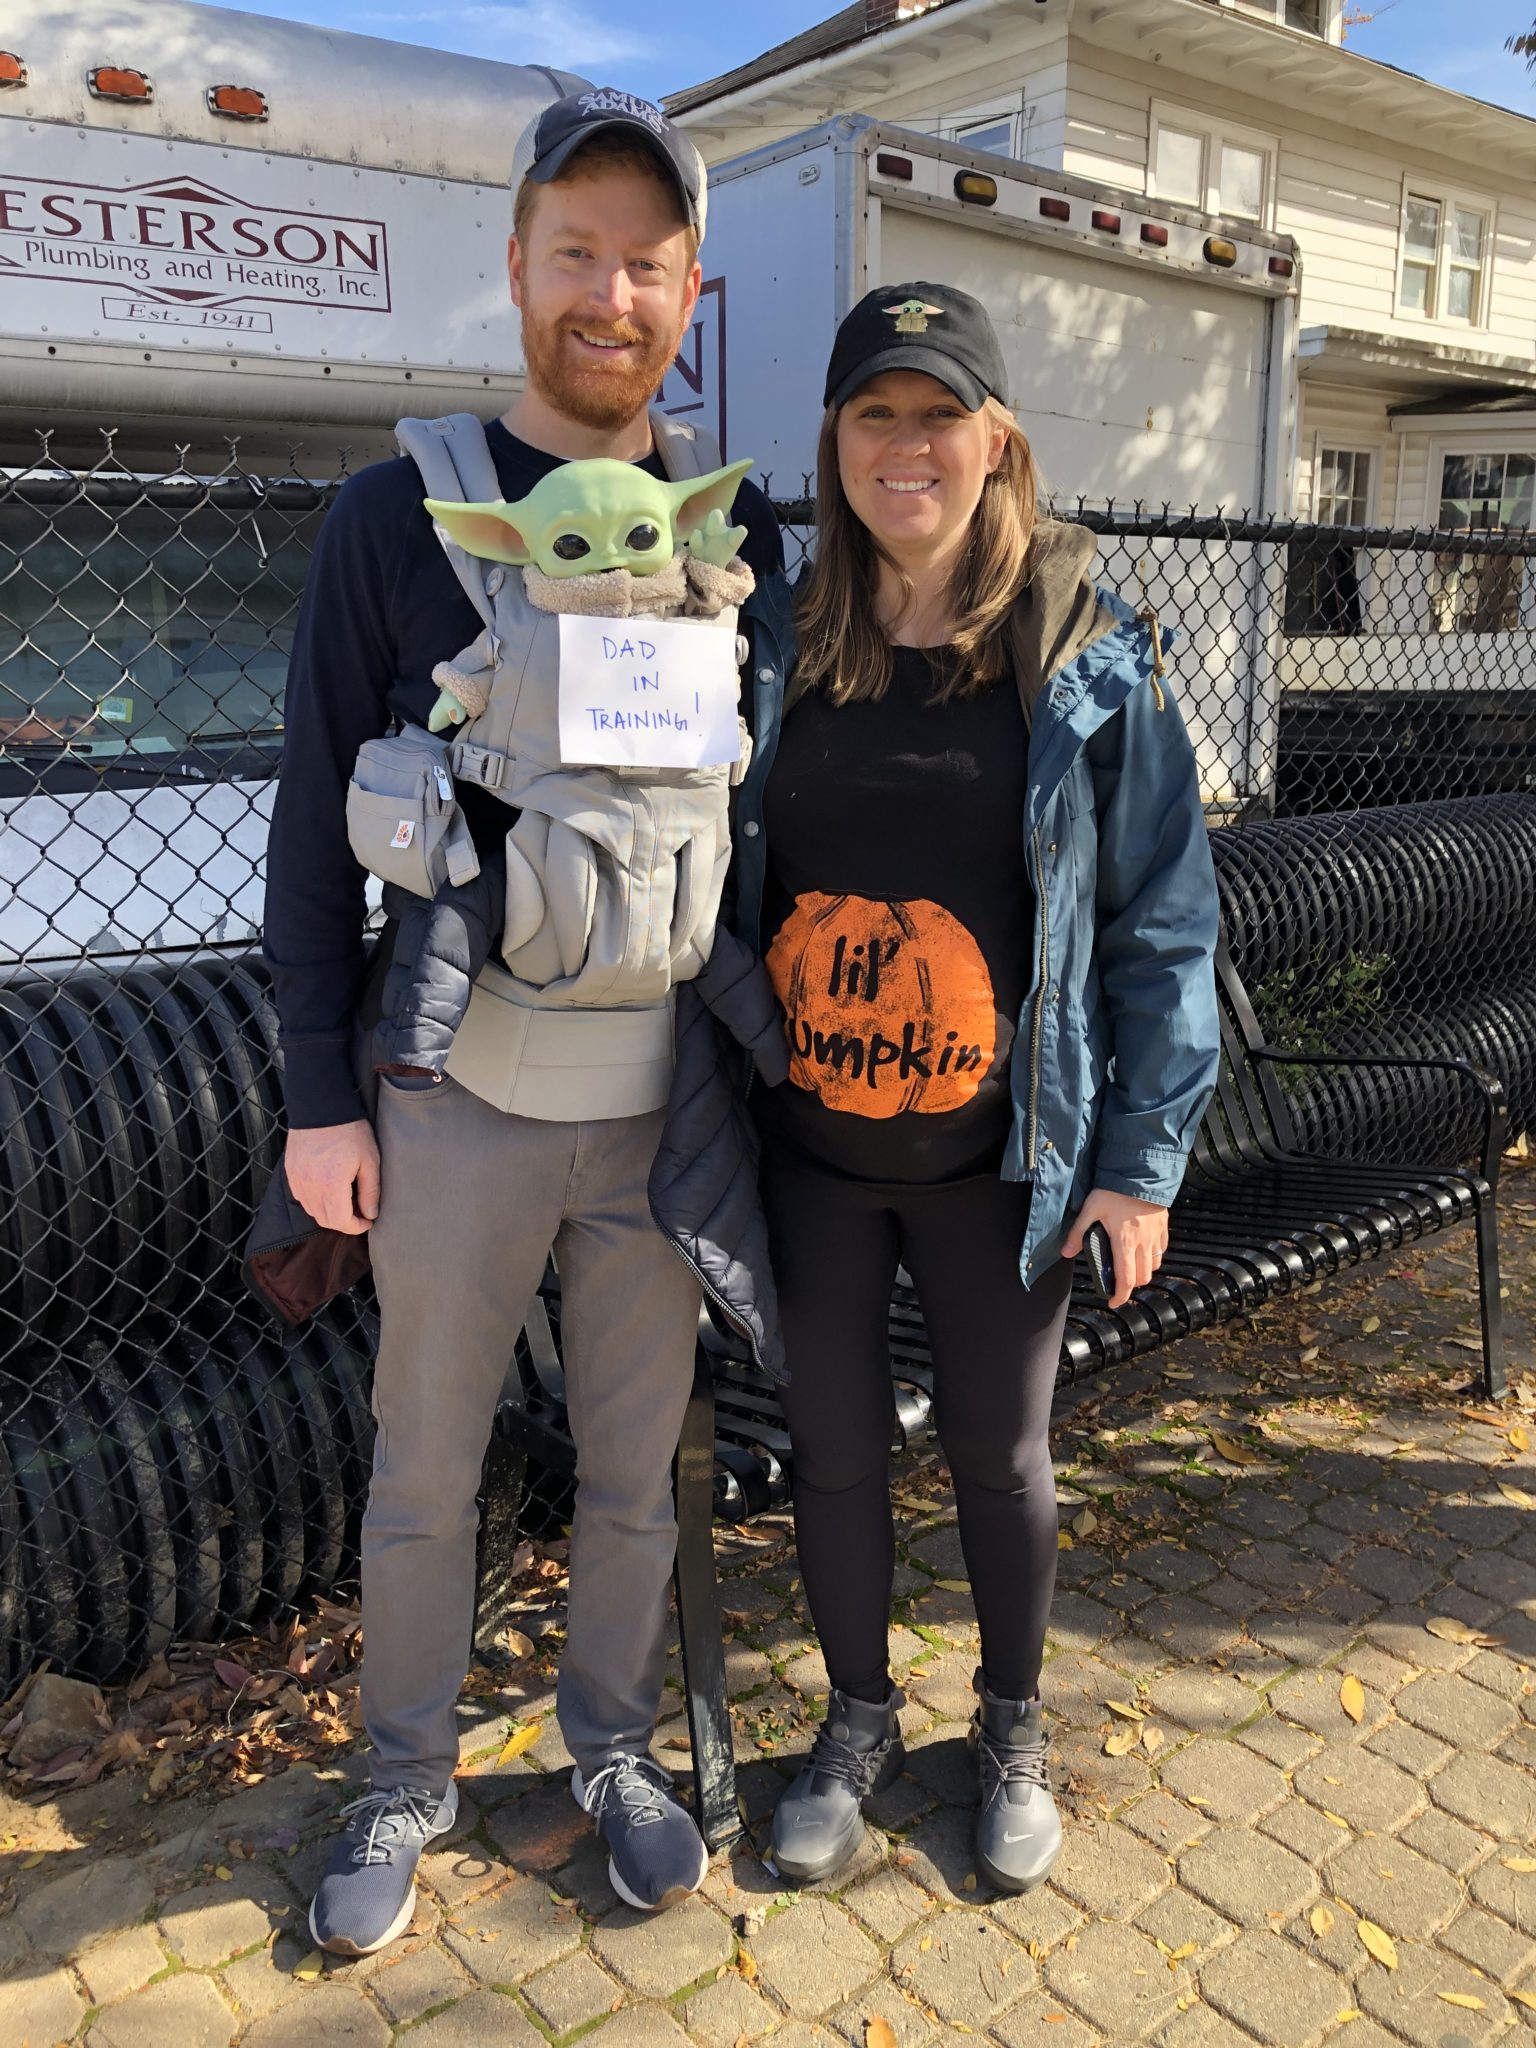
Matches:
[771,1686,906,1883]
[970,1671,1061,1893]
[308,1781,458,1956]
[571,1754,709,1913]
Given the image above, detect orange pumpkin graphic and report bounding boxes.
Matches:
[766,892,996,1119]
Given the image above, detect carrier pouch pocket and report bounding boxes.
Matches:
[346,724,480,899]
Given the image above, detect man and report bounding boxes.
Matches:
[263,87,782,1958]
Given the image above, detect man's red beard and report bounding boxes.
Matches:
[520,303,688,430]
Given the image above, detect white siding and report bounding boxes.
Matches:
[1060,43,1536,359]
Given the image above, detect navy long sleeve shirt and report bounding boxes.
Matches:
[262,417,784,1129]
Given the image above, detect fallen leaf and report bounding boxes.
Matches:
[1141,1725,1164,1756]
[1339,1676,1366,1724]
[1360,1316,1381,1335]
[501,1630,535,1662]
[497,1723,542,1764]
[1311,1905,1335,1937]
[1510,1426,1531,1454]
[1512,1987,1536,2010]
[1437,1992,1485,2009]
[1462,1408,1509,1427]
[215,1864,233,1881]
[1209,1432,1261,1465]
[1106,1700,1145,1721]
[146,1755,177,1798]
[961,1872,978,1892]
[213,1659,255,1691]
[1167,1941,1196,1963]
[294,1949,325,1982]
[935,1580,970,1592]
[1299,1345,1320,1364]
[19,1851,43,1870]
[919,1935,932,1952]
[1501,1856,1536,1873]
[737,1949,759,1985]
[1104,1727,1140,1756]
[863,2021,899,2048]
[1498,1484,1536,1510]
[1322,1811,1350,1830]
[1057,1531,1074,1550]
[1356,1919,1397,1969]
[1426,1616,1485,1644]
[1335,2012,1361,2024]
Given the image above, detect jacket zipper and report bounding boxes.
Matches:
[1025,824,1050,1170]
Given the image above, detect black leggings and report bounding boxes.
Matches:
[765,1162,1074,1705]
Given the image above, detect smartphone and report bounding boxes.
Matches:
[1082,1221,1116,1304]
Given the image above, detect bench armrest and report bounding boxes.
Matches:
[1246,1046,1509,1183]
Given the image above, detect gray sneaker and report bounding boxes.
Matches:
[770,1686,905,1883]
[308,1782,458,1957]
[970,1672,1061,1893]
[571,1754,709,1913]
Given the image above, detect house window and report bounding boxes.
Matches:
[1439,451,1534,531]
[1233,0,1327,32]
[955,113,1016,158]
[1399,191,1490,324]
[1150,105,1276,225]
[1432,450,1532,634]
[1286,448,1371,635]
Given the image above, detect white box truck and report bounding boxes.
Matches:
[1,8,1300,965]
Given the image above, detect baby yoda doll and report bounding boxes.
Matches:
[422,455,755,734]
[368,453,760,1087]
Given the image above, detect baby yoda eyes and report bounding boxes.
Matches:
[625,523,661,552]
[552,533,590,561]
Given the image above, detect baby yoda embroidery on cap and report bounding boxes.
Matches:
[884,298,946,334]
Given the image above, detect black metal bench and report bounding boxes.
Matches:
[500,797,1524,1853]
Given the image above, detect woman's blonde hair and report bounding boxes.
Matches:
[793,396,1039,705]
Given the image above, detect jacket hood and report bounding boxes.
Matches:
[1010,517,1119,713]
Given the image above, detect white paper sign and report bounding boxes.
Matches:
[558,615,741,770]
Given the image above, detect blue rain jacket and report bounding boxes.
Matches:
[731,545,1222,1288]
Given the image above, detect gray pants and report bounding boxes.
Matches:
[362,1074,702,1794]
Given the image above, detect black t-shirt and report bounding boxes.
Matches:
[755,646,1033,1184]
[263,418,784,1128]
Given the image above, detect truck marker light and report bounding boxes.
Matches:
[1141,222,1170,247]
[874,152,914,180]
[1204,237,1239,268]
[208,84,268,121]
[954,172,998,206]
[1039,196,1071,222]
[88,66,153,102]
[0,52,26,88]
[1268,254,1295,278]
[1091,209,1122,234]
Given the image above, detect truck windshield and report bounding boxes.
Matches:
[0,498,318,768]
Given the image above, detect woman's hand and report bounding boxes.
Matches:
[1060,1190,1169,1309]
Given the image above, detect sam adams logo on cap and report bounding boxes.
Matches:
[577,88,667,136]
[884,298,946,334]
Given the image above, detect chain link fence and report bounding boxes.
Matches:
[1,435,1533,1712]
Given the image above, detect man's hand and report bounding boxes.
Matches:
[285,1119,380,1235]
[1061,1189,1169,1310]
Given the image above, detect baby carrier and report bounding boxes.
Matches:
[345,411,751,1120]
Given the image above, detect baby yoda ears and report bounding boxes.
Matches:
[423,498,532,566]
[664,459,755,545]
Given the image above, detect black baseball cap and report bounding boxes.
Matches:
[824,281,1010,412]
[510,88,708,240]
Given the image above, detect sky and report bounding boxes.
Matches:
[198,0,1536,116]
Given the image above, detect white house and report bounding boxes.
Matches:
[668,0,1536,547]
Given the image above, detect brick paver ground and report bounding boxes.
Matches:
[1,1167,1533,2046]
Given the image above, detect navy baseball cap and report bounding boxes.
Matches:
[824,281,1010,412]
[510,88,708,241]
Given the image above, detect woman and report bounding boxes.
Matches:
[730,283,1221,1894]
